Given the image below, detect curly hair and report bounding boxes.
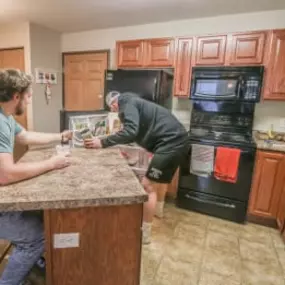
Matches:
[0,69,33,103]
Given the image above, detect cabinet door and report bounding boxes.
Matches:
[194,35,227,65]
[167,168,180,198]
[229,31,267,65]
[116,40,144,67]
[144,38,175,67]
[277,163,285,231]
[248,151,285,219]
[174,38,193,97]
[264,30,285,100]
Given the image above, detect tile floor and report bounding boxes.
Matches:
[140,203,285,285]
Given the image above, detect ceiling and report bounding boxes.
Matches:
[1,0,285,33]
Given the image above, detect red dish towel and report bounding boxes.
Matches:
[214,147,241,183]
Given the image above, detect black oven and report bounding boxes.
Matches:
[190,66,264,102]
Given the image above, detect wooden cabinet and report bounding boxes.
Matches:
[174,38,193,97]
[194,35,227,66]
[166,168,180,198]
[228,31,267,65]
[277,182,285,231]
[263,30,285,100]
[248,151,285,221]
[116,40,144,67]
[144,38,175,67]
[116,38,175,68]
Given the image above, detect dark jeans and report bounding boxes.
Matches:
[0,211,44,285]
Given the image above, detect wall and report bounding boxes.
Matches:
[30,23,62,133]
[0,22,33,130]
[62,9,285,132]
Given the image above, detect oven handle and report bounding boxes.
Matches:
[185,194,236,209]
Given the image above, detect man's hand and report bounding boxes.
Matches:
[61,130,73,143]
[48,154,71,169]
[84,138,102,149]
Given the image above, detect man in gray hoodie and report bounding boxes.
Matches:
[84,91,188,244]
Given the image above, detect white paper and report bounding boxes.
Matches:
[53,233,80,249]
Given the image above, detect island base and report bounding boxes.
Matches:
[44,204,143,285]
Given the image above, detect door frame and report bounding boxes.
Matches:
[62,49,110,110]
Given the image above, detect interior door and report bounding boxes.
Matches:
[64,52,108,111]
[0,48,27,162]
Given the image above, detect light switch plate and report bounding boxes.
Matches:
[53,233,80,249]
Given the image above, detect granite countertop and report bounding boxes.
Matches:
[0,147,147,212]
[253,131,285,153]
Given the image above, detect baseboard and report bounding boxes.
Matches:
[247,214,277,229]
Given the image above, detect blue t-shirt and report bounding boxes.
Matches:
[0,108,23,153]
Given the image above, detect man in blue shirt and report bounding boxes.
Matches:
[0,69,72,285]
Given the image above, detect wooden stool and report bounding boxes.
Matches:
[0,242,12,264]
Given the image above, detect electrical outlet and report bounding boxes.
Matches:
[279,118,285,130]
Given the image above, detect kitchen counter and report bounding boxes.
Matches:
[0,147,147,212]
[253,131,285,153]
[0,146,147,285]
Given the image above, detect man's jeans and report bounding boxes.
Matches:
[0,211,44,285]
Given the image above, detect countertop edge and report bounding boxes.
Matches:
[0,195,148,212]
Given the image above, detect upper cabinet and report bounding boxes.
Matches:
[115,29,285,100]
[116,38,175,68]
[116,40,144,67]
[174,38,193,97]
[228,31,267,65]
[263,30,285,100]
[144,38,175,67]
[194,35,227,66]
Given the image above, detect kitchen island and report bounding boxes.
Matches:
[0,147,147,285]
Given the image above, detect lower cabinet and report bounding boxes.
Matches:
[248,150,285,229]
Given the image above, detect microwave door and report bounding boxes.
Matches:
[192,77,239,99]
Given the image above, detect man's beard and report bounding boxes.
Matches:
[15,100,24,116]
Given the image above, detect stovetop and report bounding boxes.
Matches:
[189,128,256,148]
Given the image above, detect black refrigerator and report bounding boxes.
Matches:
[104,69,174,110]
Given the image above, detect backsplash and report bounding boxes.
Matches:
[172,98,285,133]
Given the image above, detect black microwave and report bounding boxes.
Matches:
[190,66,264,102]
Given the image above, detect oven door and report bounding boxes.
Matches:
[178,141,256,202]
[190,76,240,100]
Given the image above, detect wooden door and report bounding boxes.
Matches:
[248,151,285,219]
[64,52,108,111]
[194,35,227,65]
[0,48,27,162]
[116,40,144,68]
[264,30,285,100]
[174,38,193,97]
[144,38,175,67]
[228,31,267,65]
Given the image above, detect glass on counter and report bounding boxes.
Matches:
[56,144,71,155]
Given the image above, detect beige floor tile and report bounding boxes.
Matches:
[205,230,239,255]
[178,210,210,228]
[242,260,284,285]
[198,270,241,285]
[154,255,200,285]
[270,229,285,250]
[276,247,285,275]
[166,238,204,264]
[208,217,242,237]
[239,238,279,265]
[174,222,207,247]
[240,223,272,245]
[140,248,163,285]
[201,248,241,282]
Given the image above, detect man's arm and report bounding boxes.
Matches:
[100,103,140,148]
[0,152,56,186]
[16,129,61,145]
